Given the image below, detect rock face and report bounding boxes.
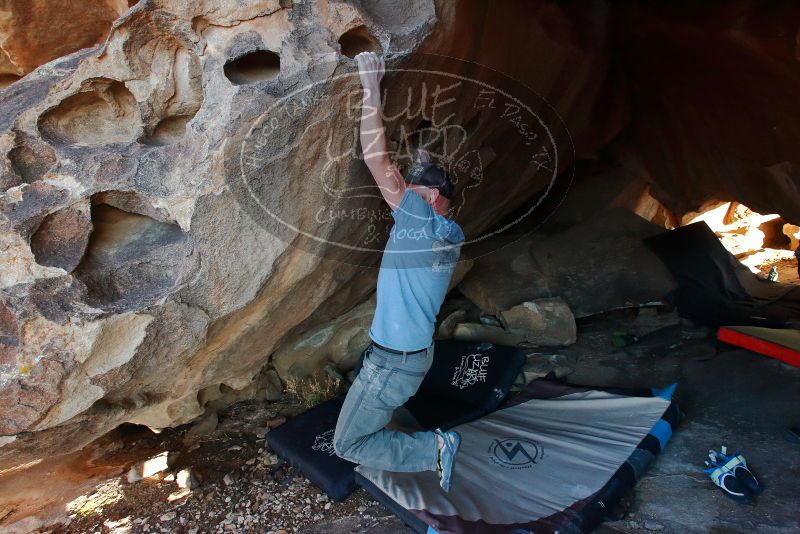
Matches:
[0,0,620,469]
[0,0,127,84]
[272,296,375,382]
[611,2,800,224]
[459,210,677,318]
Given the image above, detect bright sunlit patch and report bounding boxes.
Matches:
[66,479,124,518]
[141,451,169,478]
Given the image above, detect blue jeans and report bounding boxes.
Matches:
[333,342,438,472]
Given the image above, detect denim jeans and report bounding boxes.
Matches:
[333,342,438,472]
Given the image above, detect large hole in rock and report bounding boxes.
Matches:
[38,80,141,146]
[223,50,281,85]
[140,115,193,146]
[338,25,380,58]
[73,202,193,311]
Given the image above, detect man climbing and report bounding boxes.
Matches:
[333,52,464,491]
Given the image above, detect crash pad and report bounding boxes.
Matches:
[718,326,800,368]
[265,397,357,501]
[404,340,527,430]
[355,379,680,534]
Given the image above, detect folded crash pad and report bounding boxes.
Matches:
[404,340,527,430]
[355,379,680,534]
[265,397,357,501]
[645,222,800,328]
[718,326,800,368]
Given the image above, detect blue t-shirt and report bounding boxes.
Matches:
[369,189,465,351]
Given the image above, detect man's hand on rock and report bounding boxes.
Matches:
[355,51,384,90]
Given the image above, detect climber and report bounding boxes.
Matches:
[333,52,465,492]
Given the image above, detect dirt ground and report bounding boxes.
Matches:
[1,397,399,534]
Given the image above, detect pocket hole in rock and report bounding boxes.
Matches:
[141,115,192,146]
[74,202,192,311]
[30,202,93,273]
[338,25,380,58]
[223,50,281,85]
[38,79,141,146]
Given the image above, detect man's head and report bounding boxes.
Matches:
[405,162,453,215]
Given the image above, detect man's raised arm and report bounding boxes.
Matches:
[355,52,406,210]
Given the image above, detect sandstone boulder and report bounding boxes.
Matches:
[272,296,375,381]
[459,209,677,318]
[498,297,576,346]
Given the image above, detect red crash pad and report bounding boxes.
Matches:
[718,326,800,368]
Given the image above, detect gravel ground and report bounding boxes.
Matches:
[33,397,409,534]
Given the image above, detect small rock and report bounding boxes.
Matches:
[436,309,468,339]
[127,451,170,483]
[324,502,331,510]
[167,489,191,502]
[223,474,234,486]
[498,297,577,346]
[176,468,198,490]
[127,466,143,483]
[159,512,176,522]
[263,369,284,401]
[265,417,286,429]
[644,520,664,531]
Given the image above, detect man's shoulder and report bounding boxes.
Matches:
[392,189,433,221]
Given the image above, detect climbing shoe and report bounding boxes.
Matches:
[704,446,762,502]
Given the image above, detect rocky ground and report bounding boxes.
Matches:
[13,395,406,534]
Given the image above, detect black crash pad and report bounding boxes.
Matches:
[265,397,356,501]
[404,340,527,429]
